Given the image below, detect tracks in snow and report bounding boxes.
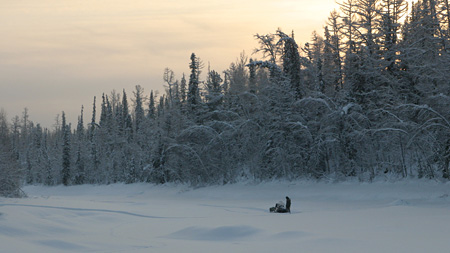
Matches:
[0,203,180,219]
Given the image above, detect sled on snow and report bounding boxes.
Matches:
[270,196,291,213]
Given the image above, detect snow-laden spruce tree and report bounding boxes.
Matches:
[0,109,24,197]
[74,106,86,185]
[187,53,202,113]
[278,30,303,98]
[61,112,71,186]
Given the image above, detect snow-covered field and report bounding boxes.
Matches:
[1,180,450,252]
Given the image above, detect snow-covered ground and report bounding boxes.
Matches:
[1,180,450,252]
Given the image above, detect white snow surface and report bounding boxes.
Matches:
[1,180,450,252]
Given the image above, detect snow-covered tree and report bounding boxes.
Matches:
[323,10,344,94]
[0,109,24,197]
[61,111,71,186]
[74,106,86,185]
[204,69,223,108]
[277,30,303,98]
[133,85,146,135]
[187,53,202,111]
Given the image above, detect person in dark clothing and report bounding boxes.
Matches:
[270,196,291,213]
[285,196,291,213]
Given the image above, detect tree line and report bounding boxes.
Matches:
[1,0,449,194]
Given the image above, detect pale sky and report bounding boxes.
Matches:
[1,0,339,128]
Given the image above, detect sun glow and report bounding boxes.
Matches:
[1,0,419,127]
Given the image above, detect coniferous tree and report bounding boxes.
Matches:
[164,68,175,102]
[226,52,249,95]
[277,30,303,98]
[133,85,145,135]
[303,32,325,92]
[180,73,187,104]
[88,97,100,183]
[187,53,203,114]
[248,58,258,94]
[0,109,23,197]
[121,90,133,141]
[61,112,71,186]
[205,69,223,105]
[74,106,85,184]
[148,90,156,120]
[99,94,108,128]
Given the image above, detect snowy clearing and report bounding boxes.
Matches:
[1,181,450,252]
